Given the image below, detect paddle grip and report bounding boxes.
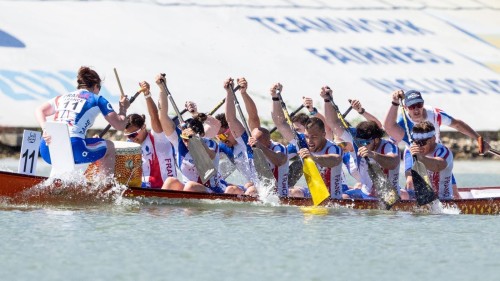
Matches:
[478,136,484,155]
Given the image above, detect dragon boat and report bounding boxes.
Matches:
[1,170,500,215]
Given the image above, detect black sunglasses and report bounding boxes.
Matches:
[415,137,431,147]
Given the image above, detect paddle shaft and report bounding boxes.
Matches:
[113,68,126,98]
[160,77,185,124]
[229,85,252,136]
[269,105,352,134]
[99,91,141,138]
[489,148,500,157]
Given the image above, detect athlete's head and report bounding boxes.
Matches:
[124,114,147,144]
[355,121,385,150]
[304,117,326,152]
[251,127,271,148]
[404,90,425,121]
[77,66,102,94]
[292,113,309,133]
[412,121,436,153]
[215,113,237,147]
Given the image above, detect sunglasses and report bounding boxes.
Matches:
[355,138,372,146]
[415,137,431,147]
[125,127,143,139]
[407,102,424,110]
[216,128,231,142]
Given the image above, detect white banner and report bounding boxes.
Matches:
[1,0,499,130]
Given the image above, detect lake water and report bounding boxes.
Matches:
[1,158,499,281]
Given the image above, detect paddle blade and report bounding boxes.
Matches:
[366,161,400,210]
[287,160,304,187]
[302,158,329,206]
[252,148,276,184]
[188,136,216,184]
[411,160,437,206]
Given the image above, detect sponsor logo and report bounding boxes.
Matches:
[27,132,37,143]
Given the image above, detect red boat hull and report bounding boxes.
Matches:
[1,170,499,215]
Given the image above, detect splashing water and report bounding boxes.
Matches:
[13,169,130,206]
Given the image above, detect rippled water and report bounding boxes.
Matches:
[0,159,499,280]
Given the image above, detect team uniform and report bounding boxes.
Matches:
[345,139,400,199]
[40,89,114,164]
[139,131,177,188]
[424,143,454,199]
[292,134,343,199]
[397,106,457,185]
[218,132,256,183]
[167,127,226,193]
[263,141,289,197]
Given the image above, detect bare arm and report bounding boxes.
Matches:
[360,148,399,170]
[449,118,491,153]
[410,144,447,172]
[383,90,406,142]
[155,74,176,137]
[224,78,246,138]
[299,148,341,168]
[35,102,55,129]
[270,83,295,142]
[303,96,333,140]
[140,81,162,134]
[256,142,287,166]
[350,99,383,128]
[104,95,129,131]
[320,86,347,140]
[238,77,260,131]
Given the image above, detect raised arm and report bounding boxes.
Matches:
[155,74,176,137]
[350,99,383,129]
[303,96,333,140]
[449,118,491,152]
[238,77,260,131]
[140,81,162,134]
[270,83,295,142]
[383,89,406,142]
[224,78,246,138]
[320,86,347,140]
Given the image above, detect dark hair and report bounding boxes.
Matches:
[125,114,146,129]
[76,66,101,89]
[356,121,385,139]
[215,113,228,129]
[412,121,435,134]
[292,113,309,126]
[305,117,325,132]
[194,112,208,123]
[183,118,205,135]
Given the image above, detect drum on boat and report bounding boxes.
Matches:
[86,141,142,187]
[112,141,142,187]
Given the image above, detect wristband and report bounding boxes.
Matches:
[272,97,280,101]
[392,101,400,106]
[309,107,318,116]
[144,92,152,99]
[324,99,331,102]
[358,108,365,114]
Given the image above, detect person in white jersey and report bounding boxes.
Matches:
[155,74,225,193]
[36,66,130,174]
[270,83,343,199]
[124,81,176,188]
[384,89,486,198]
[409,121,454,200]
[340,121,401,199]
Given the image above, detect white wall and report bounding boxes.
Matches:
[1,0,499,130]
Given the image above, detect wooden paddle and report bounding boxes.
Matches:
[276,93,330,206]
[227,85,276,185]
[328,97,400,209]
[159,74,216,184]
[399,98,438,206]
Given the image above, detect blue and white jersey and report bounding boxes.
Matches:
[428,143,454,199]
[50,89,115,138]
[292,133,343,199]
[396,106,454,145]
[167,127,222,188]
[218,132,256,182]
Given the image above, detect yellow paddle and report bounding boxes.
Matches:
[276,93,330,206]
